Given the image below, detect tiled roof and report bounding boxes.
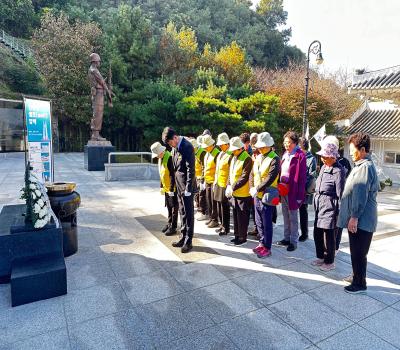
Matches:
[338,104,400,140]
[349,65,400,93]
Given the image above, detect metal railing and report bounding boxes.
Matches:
[108,152,155,164]
[0,29,34,60]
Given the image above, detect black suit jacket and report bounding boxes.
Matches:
[172,137,196,194]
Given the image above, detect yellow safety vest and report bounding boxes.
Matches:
[215,151,232,188]
[204,147,220,184]
[195,148,205,179]
[253,151,279,199]
[159,151,172,193]
[230,151,251,197]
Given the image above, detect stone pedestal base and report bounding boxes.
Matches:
[84,140,115,171]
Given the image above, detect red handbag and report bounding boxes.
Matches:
[278,183,289,196]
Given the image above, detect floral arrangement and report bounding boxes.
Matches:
[20,163,59,229]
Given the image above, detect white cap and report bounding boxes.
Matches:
[254,132,274,148]
[196,135,203,146]
[216,132,230,146]
[150,142,166,158]
[250,132,258,141]
[323,135,339,148]
[200,134,215,148]
[189,138,198,149]
[229,136,244,151]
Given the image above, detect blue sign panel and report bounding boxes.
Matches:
[24,98,53,183]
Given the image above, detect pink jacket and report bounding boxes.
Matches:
[281,147,307,210]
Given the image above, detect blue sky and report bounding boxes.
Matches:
[252,0,400,73]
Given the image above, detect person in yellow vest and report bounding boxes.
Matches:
[192,136,208,221]
[200,134,221,228]
[213,132,233,235]
[250,132,281,258]
[151,141,178,236]
[225,136,253,246]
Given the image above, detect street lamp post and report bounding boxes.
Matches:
[303,40,323,137]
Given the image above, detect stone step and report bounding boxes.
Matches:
[11,254,67,307]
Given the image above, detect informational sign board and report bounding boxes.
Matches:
[23,98,54,183]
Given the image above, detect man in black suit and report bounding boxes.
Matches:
[162,127,196,253]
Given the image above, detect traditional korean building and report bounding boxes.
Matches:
[337,65,400,184]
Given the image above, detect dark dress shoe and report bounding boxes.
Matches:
[287,243,297,251]
[275,239,290,246]
[161,224,169,233]
[207,220,219,228]
[165,227,177,236]
[344,284,366,294]
[219,230,227,236]
[172,239,185,248]
[234,239,247,246]
[299,234,308,242]
[181,243,193,253]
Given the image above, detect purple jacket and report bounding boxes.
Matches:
[281,147,307,210]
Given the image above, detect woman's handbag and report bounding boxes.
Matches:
[277,183,289,196]
[262,187,280,206]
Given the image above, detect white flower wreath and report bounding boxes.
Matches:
[21,172,59,229]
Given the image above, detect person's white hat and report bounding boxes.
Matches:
[250,132,258,141]
[216,132,230,146]
[189,138,198,149]
[229,136,244,151]
[323,135,339,148]
[254,132,274,148]
[200,134,215,148]
[150,142,166,158]
[196,135,203,146]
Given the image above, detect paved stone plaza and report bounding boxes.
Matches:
[0,152,400,350]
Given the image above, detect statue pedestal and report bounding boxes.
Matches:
[84,140,115,171]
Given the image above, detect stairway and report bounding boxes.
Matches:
[0,29,34,60]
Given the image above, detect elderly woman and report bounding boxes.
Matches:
[338,132,379,294]
[275,131,307,251]
[311,141,345,271]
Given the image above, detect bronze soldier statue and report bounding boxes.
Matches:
[88,53,113,141]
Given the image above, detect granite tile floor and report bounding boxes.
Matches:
[0,152,400,349]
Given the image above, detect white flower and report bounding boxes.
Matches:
[31,192,36,200]
[35,190,42,197]
[34,203,41,213]
[38,198,45,207]
[39,208,48,218]
[29,184,36,190]
[34,219,45,228]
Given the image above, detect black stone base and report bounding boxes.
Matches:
[11,254,67,307]
[0,204,68,306]
[84,144,115,171]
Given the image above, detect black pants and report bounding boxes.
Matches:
[250,201,257,232]
[196,184,207,215]
[232,197,251,240]
[272,205,277,224]
[166,194,179,229]
[335,227,343,250]
[314,226,335,264]
[299,203,309,236]
[349,228,373,288]
[177,192,194,242]
[217,198,230,233]
[205,183,218,222]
